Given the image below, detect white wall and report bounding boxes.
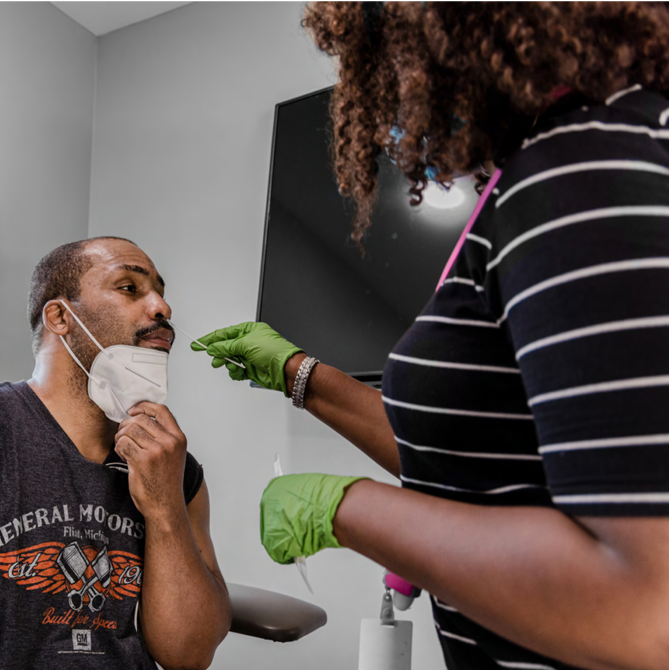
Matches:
[0,2,96,382]
[89,3,443,669]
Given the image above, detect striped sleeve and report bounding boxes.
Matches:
[492,89,669,515]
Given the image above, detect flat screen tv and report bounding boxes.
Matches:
[257,87,478,387]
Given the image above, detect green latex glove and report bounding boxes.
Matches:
[260,473,368,565]
[191,322,303,396]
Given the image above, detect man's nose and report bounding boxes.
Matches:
[148,291,172,321]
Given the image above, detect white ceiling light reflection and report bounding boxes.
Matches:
[422,181,466,209]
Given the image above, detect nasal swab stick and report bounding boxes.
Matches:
[168,320,246,369]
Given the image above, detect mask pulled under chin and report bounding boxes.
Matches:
[50,300,169,423]
[85,345,168,423]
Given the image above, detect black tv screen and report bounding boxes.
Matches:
[257,87,477,386]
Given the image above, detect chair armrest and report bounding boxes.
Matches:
[228,582,327,642]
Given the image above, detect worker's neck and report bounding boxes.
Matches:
[28,348,117,464]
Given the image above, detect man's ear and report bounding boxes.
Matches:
[42,300,71,337]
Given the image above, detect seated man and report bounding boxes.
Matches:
[0,236,231,669]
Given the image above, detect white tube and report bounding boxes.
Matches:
[358,619,412,670]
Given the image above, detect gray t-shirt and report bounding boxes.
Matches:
[0,381,203,669]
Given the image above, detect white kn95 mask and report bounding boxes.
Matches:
[49,300,169,423]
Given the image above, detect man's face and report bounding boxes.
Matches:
[67,239,175,370]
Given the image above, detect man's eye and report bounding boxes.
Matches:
[119,285,136,293]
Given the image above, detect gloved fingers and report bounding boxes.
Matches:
[262,527,300,564]
[193,322,257,349]
[259,474,370,564]
[212,356,249,379]
[260,494,304,564]
[225,355,244,367]
[225,361,247,381]
[206,339,245,360]
[211,356,228,369]
[191,331,219,351]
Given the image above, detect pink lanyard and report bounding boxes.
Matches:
[385,172,504,600]
[435,169,503,291]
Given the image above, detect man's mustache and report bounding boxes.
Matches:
[135,319,175,342]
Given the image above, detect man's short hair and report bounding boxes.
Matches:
[27,236,137,357]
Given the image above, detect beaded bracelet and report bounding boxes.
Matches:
[291,356,319,409]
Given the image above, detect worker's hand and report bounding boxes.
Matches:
[260,473,368,564]
[191,322,303,396]
[114,402,187,519]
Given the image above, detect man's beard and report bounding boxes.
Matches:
[67,303,134,384]
[66,304,174,395]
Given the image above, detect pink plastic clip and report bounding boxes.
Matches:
[384,571,415,597]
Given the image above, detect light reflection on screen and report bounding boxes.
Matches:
[257,87,477,383]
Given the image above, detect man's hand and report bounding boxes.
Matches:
[114,402,186,518]
[115,407,232,668]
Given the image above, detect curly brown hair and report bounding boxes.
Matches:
[303,1,669,247]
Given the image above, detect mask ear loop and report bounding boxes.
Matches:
[58,299,107,354]
[59,334,95,381]
[44,301,136,419]
[42,301,106,388]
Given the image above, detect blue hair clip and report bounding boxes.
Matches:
[386,113,466,182]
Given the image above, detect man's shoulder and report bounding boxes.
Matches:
[0,380,23,402]
[0,381,32,420]
[0,380,27,400]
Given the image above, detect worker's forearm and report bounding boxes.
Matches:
[333,480,669,670]
[285,354,400,476]
[140,507,231,670]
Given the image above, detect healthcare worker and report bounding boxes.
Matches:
[194,3,669,669]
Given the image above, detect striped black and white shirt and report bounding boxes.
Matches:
[382,85,669,670]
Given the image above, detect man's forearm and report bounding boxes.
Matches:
[334,480,669,670]
[285,354,400,476]
[140,506,231,670]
